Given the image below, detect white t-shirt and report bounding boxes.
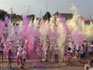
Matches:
[76,44,80,50]
[89,68,93,70]
[17,47,23,56]
[90,44,93,49]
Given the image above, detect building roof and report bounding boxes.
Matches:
[54,12,73,20]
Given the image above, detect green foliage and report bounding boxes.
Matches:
[0,9,9,21]
[43,11,51,21]
[0,9,36,22]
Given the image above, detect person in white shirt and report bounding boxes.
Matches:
[45,46,49,62]
[17,45,24,68]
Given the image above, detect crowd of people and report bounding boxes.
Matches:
[0,15,92,70]
[0,33,93,69]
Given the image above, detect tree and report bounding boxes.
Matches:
[28,14,35,22]
[43,11,51,21]
[0,9,9,21]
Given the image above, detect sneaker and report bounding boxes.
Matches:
[21,66,24,69]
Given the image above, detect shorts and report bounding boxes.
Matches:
[8,57,11,60]
[17,54,22,57]
[8,56,12,62]
[67,56,72,59]
[23,59,26,62]
[80,53,84,58]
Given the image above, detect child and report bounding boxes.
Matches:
[83,40,88,59]
[22,49,27,66]
[75,44,80,61]
[17,45,24,68]
[39,46,43,62]
[36,47,42,62]
[7,48,13,68]
[80,45,85,65]
[54,47,59,63]
[45,46,49,62]
[0,43,4,62]
[88,42,93,58]
[84,61,91,70]
[67,47,72,66]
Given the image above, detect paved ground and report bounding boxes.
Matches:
[0,58,90,70]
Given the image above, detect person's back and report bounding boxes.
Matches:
[7,49,13,58]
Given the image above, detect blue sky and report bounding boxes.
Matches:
[0,0,93,19]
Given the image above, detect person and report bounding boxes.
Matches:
[0,43,4,62]
[91,56,93,64]
[88,42,93,58]
[89,56,93,70]
[80,44,85,65]
[7,48,13,68]
[84,61,91,70]
[3,24,8,41]
[36,47,42,62]
[22,49,27,66]
[45,46,49,62]
[83,40,88,59]
[75,44,80,61]
[67,47,72,66]
[39,45,43,62]
[17,45,24,68]
[54,47,59,62]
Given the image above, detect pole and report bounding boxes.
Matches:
[46,0,47,12]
